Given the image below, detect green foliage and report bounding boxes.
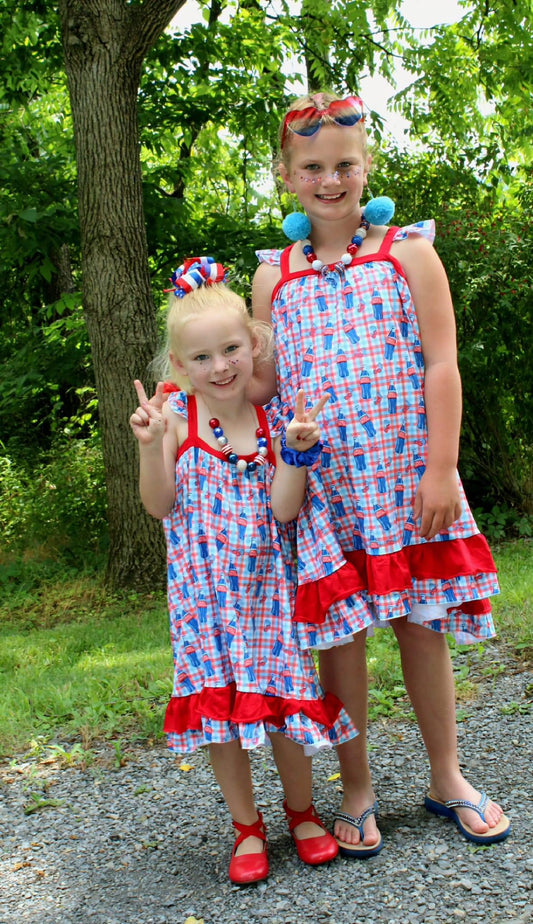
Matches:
[474,506,532,543]
[0,297,96,452]
[378,148,532,525]
[0,0,532,547]
[0,574,170,756]
[489,538,533,658]
[0,3,86,448]
[24,792,66,815]
[441,195,533,520]
[395,0,533,171]
[0,435,107,561]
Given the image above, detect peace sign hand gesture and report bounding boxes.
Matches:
[284,388,329,451]
[129,379,166,446]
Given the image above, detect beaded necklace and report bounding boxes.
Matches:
[209,417,269,473]
[302,213,370,273]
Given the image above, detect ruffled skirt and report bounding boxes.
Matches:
[164,683,357,754]
[294,535,498,649]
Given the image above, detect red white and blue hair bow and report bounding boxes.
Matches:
[166,256,228,298]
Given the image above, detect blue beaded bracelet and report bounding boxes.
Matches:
[280,434,322,468]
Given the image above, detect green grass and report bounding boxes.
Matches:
[0,566,171,758]
[490,538,532,654]
[0,540,531,760]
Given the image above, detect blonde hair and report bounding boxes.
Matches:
[154,283,273,394]
[279,91,369,167]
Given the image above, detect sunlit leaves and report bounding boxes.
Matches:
[395,0,533,172]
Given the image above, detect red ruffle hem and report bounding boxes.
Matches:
[294,534,497,624]
[163,683,345,735]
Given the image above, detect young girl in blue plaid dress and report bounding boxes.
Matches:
[130,257,356,884]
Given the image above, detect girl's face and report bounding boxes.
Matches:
[280,124,370,225]
[170,307,259,403]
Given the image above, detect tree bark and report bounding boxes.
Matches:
[58,0,185,589]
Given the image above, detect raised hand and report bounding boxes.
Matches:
[284,388,329,451]
[129,380,166,445]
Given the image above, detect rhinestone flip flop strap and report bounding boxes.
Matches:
[444,792,488,821]
[335,802,378,838]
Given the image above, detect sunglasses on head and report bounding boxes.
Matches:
[281,96,364,148]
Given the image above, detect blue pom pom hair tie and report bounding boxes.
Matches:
[363,195,395,226]
[282,210,312,242]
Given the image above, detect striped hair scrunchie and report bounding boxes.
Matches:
[165,256,229,298]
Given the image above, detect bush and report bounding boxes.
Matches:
[379,150,532,525]
[0,436,107,562]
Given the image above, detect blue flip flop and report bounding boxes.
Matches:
[425,792,511,844]
[335,801,383,858]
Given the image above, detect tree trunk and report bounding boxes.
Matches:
[58,0,185,589]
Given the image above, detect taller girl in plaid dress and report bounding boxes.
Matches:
[130,258,355,884]
[252,92,510,854]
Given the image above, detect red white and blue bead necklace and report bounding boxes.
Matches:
[281,196,396,274]
[302,214,370,272]
[209,418,269,473]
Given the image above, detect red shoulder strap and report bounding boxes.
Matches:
[176,393,195,460]
[376,226,400,259]
[279,244,294,278]
[187,394,198,437]
[255,404,276,465]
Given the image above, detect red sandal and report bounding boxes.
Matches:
[283,800,339,865]
[228,811,269,884]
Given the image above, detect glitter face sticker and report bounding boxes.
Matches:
[297,165,363,184]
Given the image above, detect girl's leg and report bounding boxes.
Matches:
[270,732,338,863]
[270,732,322,839]
[318,633,380,848]
[392,618,504,834]
[208,740,264,855]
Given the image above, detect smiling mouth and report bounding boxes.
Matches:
[316,192,346,201]
[212,375,237,386]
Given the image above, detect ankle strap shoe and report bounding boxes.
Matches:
[283,800,338,865]
[228,811,269,884]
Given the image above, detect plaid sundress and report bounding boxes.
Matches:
[162,392,357,753]
[258,221,500,649]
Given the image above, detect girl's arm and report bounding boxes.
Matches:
[249,262,280,405]
[129,380,179,519]
[270,391,328,523]
[398,236,463,540]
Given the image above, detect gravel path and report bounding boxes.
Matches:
[1,653,531,924]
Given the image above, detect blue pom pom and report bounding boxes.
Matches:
[282,211,312,241]
[364,196,395,226]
